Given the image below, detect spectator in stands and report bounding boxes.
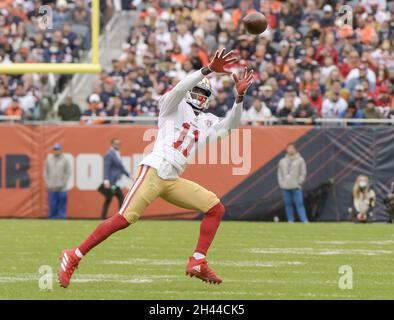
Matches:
[5,96,24,119]
[322,89,348,119]
[324,68,344,93]
[297,49,318,75]
[376,86,392,117]
[177,23,195,55]
[83,94,106,124]
[260,84,280,114]
[14,82,36,119]
[70,0,91,46]
[315,32,339,66]
[346,64,376,96]
[43,30,70,63]
[84,93,104,114]
[352,84,369,110]
[52,0,69,30]
[293,92,316,125]
[309,87,323,116]
[320,56,337,85]
[320,4,335,27]
[34,74,55,120]
[208,89,228,117]
[58,96,81,121]
[241,98,272,125]
[340,50,361,79]
[277,96,296,124]
[44,143,71,219]
[232,0,255,28]
[119,84,137,115]
[62,23,82,60]
[340,100,365,126]
[300,70,320,95]
[350,175,376,223]
[277,143,308,223]
[137,89,158,116]
[363,98,385,121]
[101,77,117,108]
[109,59,127,80]
[107,96,128,117]
[277,86,300,112]
[99,138,130,219]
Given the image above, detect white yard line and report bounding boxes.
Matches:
[102,258,304,268]
[249,247,394,256]
[0,273,178,284]
[316,240,394,245]
[79,289,357,299]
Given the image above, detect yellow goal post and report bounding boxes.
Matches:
[0,0,101,74]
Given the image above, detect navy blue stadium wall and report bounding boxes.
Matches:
[221,127,394,222]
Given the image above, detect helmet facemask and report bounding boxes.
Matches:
[186,80,212,113]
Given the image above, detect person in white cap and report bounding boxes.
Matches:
[321,4,335,27]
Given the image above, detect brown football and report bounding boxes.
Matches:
[242,12,268,35]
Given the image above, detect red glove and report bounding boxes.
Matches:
[232,67,254,96]
[208,48,237,74]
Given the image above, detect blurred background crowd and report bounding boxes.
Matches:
[0,0,112,119]
[0,0,393,125]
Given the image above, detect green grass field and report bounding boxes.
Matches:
[0,219,393,300]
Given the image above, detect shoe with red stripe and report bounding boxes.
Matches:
[185,257,222,284]
[58,249,81,288]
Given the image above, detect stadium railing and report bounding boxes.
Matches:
[0,116,393,125]
[0,115,22,122]
[80,116,394,125]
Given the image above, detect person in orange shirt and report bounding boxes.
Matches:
[171,44,187,64]
[189,43,209,69]
[11,2,28,22]
[274,55,289,74]
[232,0,256,28]
[5,96,24,118]
[300,70,319,95]
[357,20,377,45]
[0,0,13,9]
[260,0,282,14]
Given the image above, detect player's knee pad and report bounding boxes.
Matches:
[122,210,140,224]
[206,202,225,218]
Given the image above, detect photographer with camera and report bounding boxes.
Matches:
[383,182,394,223]
[349,175,376,223]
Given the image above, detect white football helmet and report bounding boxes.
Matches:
[185,77,212,111]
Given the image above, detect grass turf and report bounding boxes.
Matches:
[0,219,393,300]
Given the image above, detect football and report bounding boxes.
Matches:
[243,12,268,35]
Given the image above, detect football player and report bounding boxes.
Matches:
[58,48,254,287]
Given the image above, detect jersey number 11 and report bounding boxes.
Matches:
[173,122,199,157]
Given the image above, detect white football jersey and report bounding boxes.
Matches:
[140,69,243,180]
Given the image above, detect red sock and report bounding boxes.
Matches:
[195,202,225,256]
[78,214,130,255]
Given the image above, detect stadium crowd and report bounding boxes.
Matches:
[0,0,112,120]
[0,0,393,125]
[80,0,394,125]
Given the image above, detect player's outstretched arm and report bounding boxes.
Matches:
[159,49,237,117]
[213,67,254,132]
